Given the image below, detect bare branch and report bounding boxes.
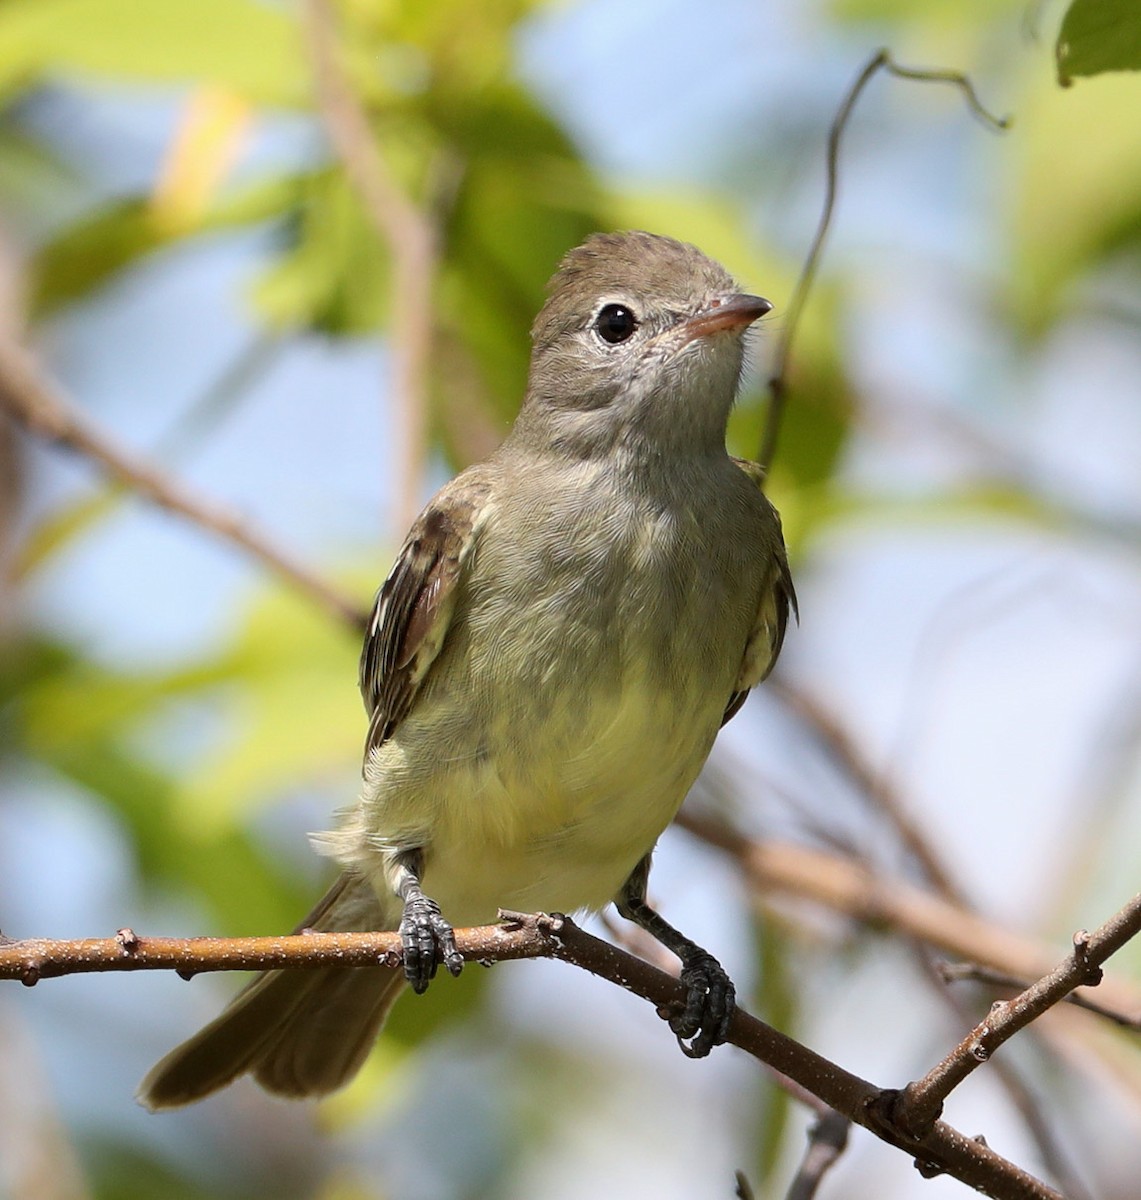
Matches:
[784,1111,851,1200]
[760,49,1007,474]
[0,915,1060,1198]
[916,952,1094,1200]
[893,892,1141,1138]
[762,682,1104,1192]
[676,810,1141,1025]
[302,0,440,535]
[0,332,368,631]
[938,961,1141,1030]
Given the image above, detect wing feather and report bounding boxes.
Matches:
[358,476,491,758]
[721,458,797,727]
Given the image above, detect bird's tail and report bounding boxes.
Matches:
[138,873,403,1109]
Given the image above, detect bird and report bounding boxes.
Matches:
[139,230,795,1109]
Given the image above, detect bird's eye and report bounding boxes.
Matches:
[594,303,638,344]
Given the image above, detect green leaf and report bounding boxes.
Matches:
[30,198,168,314]
[30,174,301,314]
[0,125,77,219]
[250,170,392,334]
[831,0,1023,21]
[0,0,306,106]
[1057,0,1141,86]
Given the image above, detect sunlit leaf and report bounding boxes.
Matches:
[150,86,255,235]
[0,0,306,106]
[831,0,1023,21]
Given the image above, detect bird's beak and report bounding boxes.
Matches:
[680,293,772,342]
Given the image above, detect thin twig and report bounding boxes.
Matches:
[772,674,1102,1190]
[302,0,440,535]
[0,915,1060,1198]
[701,742,1104,1195]
[689,775,1119,1181]
[0,332,367,630]
[784,1111,851,1200]
[937,961,1141,1030]
[893,892,1141,1138]
[759,48,1007,473]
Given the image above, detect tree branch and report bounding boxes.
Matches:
[302,0,441,535]
[676,810,1141,1025]
[0,331,368,631]
[916,951,1094,1200]
[892,892,1141,1138]
[0,913,1060,1199]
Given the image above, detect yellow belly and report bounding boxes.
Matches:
[329,670,721,926]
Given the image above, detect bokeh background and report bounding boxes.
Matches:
[1,1,1139,1197]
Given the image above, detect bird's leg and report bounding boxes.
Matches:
[615,854,735,1059]
[391,850,463,993]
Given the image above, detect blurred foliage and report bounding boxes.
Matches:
[11,631,316,933]
[0,0,305,105]
[1009,71,1141,332]
[13,0,609,444]
[1,0,1141,1198]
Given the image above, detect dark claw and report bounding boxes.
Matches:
[671,950,735,1059]
[399,891,463,993]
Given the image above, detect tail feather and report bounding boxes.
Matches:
[251,967,403,1099]
[139,873,402,1110]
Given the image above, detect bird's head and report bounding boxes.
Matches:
[513,231,770,460]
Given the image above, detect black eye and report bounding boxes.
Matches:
[594,303,638,344]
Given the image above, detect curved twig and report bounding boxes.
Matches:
[759,49,1008,473]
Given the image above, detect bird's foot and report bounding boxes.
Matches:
[399,890,463,993]
[670,949,736,1059]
